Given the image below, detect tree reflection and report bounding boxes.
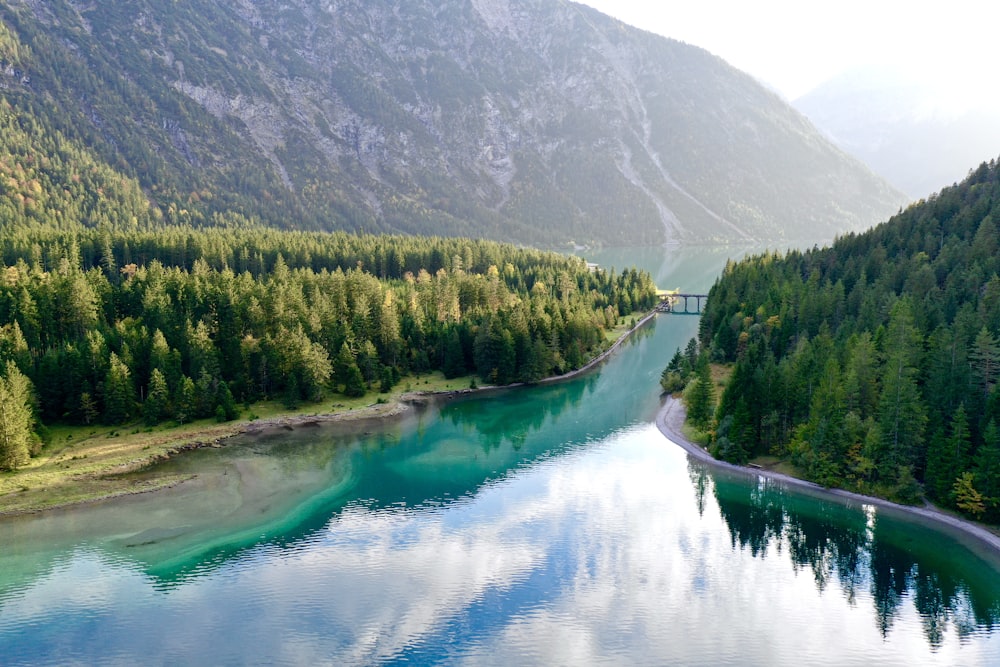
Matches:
[714,476,786,558]
[73,374,605,587]
[688,464,710,517]
[702,462,1000,647]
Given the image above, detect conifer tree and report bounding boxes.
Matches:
[143,368,170,426]
[442,328,466,379]
[971,327,1000,400]
[686,354,715,431]
[0,361,35,471]
[975,420,1000,521]
[174,376,197,424]
[79,392,99,426]
[103,352,135,425]
[877,300,926,475]
[925,405,971,504]
[378,365,396,393]
[216,380,238,422]
[333,341,356,389]
[342,362,366,398]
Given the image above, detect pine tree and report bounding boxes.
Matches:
[79,391,99,426]
[975,420,1000,521]
[946,405,971,490]
[970,327,1000,400]
[283,374,301,410]
[378,365,396,393]
[686,354,715,431]
[143,368,170,426]
[342,362,366,398]
[877,300,926,475]
[103,352,135,425]
[924,428,951,502]
[194,368,217,419]
[0,361,35,471]
[150,329,181,392]
[333,341,356,389]
[925,405,971,504]
[799,358,848,486]
[300,340,332,402]
[843,332,878,419]
[442,328,466,379]
[661,347,690,393]
[174,376,197,424]
[216,380,239,421]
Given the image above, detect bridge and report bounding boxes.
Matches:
[656,289,709,314]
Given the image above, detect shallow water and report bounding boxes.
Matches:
[2,246,999,666]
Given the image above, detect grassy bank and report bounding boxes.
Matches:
[1,309,655,515]
[0,371,477,515]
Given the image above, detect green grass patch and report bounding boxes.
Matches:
[681,422,712,448]
[0,373,486,514]
[603,310,648,344]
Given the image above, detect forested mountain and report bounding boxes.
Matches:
[795,67,1000,199]
[0,0,904,246]
[694,159,1000,522]
[0,224,656,469]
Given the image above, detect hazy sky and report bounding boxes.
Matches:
[576,0,1000,103]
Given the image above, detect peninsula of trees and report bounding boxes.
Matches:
[0,224,656,470]
[687,159,1000,523]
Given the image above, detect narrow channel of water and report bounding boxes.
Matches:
[1,246,998,665]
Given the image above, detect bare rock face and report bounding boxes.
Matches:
[2,0,906,246]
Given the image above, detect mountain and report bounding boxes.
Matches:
[0,0,905,246]
[795,66,1000,200]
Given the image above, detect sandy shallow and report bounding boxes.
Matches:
[655,396,1000,556]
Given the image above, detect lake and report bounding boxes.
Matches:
[2,246,999,666]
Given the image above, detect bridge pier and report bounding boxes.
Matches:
[658,293,708,314]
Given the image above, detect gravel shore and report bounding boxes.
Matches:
[655,395,1000,556]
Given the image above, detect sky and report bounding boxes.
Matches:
[576,0,1000,104]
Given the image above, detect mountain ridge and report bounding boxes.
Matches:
[0,0,906,245]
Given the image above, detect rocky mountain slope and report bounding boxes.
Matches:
[0,0,906,245]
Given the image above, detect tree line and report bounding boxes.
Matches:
[679,159,1000,522]
[0,224,656,470]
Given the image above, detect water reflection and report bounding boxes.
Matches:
[702,459,1000,647]
[4,422,1000,665]
[4,245,1000,665]
[443,373,598,452]
[0,372,611,592]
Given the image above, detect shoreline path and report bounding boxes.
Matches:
[655,395,1000,556]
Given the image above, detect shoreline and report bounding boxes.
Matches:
[0,308,660,517]
[232,307,659,438]
[655,395,1000,556]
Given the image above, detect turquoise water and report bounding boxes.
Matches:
[1,246,999,666]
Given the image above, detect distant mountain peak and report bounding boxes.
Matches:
[796,64,1000,199]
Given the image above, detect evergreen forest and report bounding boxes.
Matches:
[688,159,1000,522]
[0,224,656,470]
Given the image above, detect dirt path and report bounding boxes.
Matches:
[656,396,1000,556]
